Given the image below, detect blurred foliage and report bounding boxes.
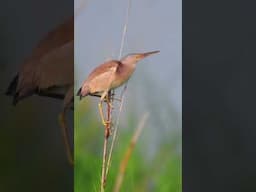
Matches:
[0,95,73,192]
[75,98,181,192]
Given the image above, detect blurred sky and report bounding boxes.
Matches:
[75,0,181,154]
[75,0,181,110]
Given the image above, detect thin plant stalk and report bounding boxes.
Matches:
[118,0,132,59]
[101,0,131,190]
[100,92,113,192]
[113,112,149,192]
[105,85,127,177]
[100,135,108,192]
[105,0,132,178]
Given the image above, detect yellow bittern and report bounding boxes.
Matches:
[77,51,159,126]
[6,16,74,165]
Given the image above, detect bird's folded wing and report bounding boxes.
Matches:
[37,40,74,89]
[85,61,119,93]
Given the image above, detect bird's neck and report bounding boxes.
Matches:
[118,62,136,77]
[121,61,136,69]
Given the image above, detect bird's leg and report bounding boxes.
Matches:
[109,91,122,103]
[98,101,106,126]
[98,91,111,126]
[106,92,115,109]
[58,109,74,166]
[91,93,120,103]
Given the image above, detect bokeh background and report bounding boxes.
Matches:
[0,1,73,191]
[75,0,181,191]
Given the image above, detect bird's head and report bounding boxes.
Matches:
[121,50,160,65]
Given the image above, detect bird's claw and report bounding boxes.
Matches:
[102,119,112,127]
[108,102,114,109]
[102,120,113,137]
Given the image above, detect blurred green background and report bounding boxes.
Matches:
[75,74,181,191]
[75,95,181,192]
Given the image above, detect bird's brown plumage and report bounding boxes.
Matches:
[7,16,74,107]
[77,51,160,100]
[6,16,75,165]
[77,60,120,98]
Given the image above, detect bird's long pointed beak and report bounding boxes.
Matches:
[142,50,160,58]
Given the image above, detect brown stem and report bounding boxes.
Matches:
[100,91,113,192]
[113,112,149,192]
[105,85,127,178]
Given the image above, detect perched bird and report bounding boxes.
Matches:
[77,51,160,125]
[6,16,74,165]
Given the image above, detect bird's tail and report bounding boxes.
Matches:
[76,87,82,99]
[6,75,18,96]
[76,87,89,100]
[6,74,36,105]
[5,74,21,105]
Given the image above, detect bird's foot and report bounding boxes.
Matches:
[108,102,114,109]
[102,119,112,127]
[103,120,113,138]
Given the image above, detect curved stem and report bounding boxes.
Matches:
[100,91,113,192]
[58,110,74,166]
